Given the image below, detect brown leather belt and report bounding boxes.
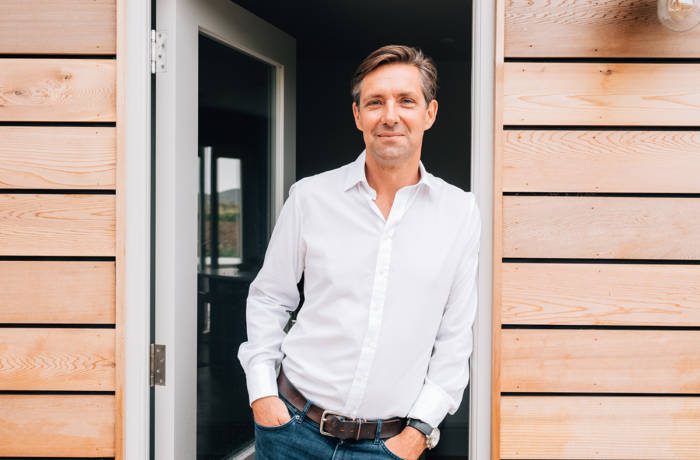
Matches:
[277,368,406,440]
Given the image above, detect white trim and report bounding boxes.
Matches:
[469,0,495,459]
[123,0,153,457]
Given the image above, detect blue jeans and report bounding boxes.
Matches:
[254,396,404,460]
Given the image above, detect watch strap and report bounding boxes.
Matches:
[406,418,433,436]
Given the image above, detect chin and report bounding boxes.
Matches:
[370,146,412,165]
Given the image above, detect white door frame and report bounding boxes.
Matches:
[152,1,295,459]
[468,0,496,459]
[123,0,495,458]
[122,0,153,458]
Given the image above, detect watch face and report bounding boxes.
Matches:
[427,427,440,449]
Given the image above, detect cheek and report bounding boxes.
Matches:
[359,115,380,133]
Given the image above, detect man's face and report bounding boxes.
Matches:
[352,63,438,167]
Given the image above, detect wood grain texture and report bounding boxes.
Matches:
[493,1,507,457]
[502,263,700,326]
[0,194,115,256]
[0,329,114,390]
[0,261,114,323]
[115,0,126,455]
[0,0,115,54]
[503,196,700,259]
[0,126,115,189]
[0,59,115,122]
[0,395,114,457]
[505,0,700,58]
[501,396,700,459]
[503,130,700,193]
[504,63,700,126]
[501,329,700,393]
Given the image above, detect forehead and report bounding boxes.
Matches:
[359,63,422,98]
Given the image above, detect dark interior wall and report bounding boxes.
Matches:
[296,57,471,191]
[228,2,473,457]
[232,0,473,192]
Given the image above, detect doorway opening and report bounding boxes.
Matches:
[196,1,472,459]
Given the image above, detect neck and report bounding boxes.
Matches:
[364,150,421,197]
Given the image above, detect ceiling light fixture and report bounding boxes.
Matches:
[658,0,700,31]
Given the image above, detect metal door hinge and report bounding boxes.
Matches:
[150,343,166,386]
[150,30,167,74]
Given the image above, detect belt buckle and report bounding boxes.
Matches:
[320,409,352,437]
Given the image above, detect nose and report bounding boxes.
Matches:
[381,100,399,126]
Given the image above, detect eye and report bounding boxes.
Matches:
[400,97,416,105]
[365,99,381,107]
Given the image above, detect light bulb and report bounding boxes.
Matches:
[658,0,700,31]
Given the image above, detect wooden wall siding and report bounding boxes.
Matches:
[0,59,116,122]
[503,196,700,259]
[0,261,115,324]
[501,396,700,459]
[505,0,700,58]
[0,395,115,457]
[503,63,700,126]
[0,126,116,189]
[0,0,116,55]
[502,263,700,326]
[0,194,115,256]
[503,130,700,193]
[501,329,700,393]
[496,1,700,458]
[0,329,115,391]
[0,1,121,456]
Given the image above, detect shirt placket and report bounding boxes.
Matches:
[342,185,416,417]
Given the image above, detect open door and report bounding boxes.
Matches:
[154,0,295,458]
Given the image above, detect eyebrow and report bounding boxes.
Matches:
[362,91,419,102]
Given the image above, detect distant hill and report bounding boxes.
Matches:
[214,188,241,206]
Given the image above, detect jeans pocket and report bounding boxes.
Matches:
[379,439,405,460]
[254,399,299,431]
[254,416,296,431]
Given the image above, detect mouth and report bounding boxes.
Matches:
[377,132,404,138]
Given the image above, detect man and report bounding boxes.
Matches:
[238,45,481,460]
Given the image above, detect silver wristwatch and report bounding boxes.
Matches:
[406,418,440,449]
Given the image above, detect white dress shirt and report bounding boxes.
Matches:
[237,151,481,427]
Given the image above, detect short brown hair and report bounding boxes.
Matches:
[351,45,438,105]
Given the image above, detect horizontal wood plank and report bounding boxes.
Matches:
[0,329,114,390]
[0,261,114,324]
[0,59,115,122]
[501,396,700,459]
[503,130,700,193]
[502,263,700,326]
[0,126,115,189]
[503,196,700,259]
[0,194,115,256]
[503,63,700,126]
[0,395,114,457]
[501,329,700,393]
[0,0,115,54]
[505,0,700,58]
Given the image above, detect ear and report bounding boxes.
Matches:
[352,102,362,131]
[423,99,438,130]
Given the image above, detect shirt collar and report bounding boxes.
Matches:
[343,150,434,193]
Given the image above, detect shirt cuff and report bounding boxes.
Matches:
[406,379,455,428]
[245,362,279,405]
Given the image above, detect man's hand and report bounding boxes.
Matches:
[383,426,426,460]
[251,396,292,427]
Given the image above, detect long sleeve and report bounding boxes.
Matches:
[237,183,306,405]
[407,195,481,427]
